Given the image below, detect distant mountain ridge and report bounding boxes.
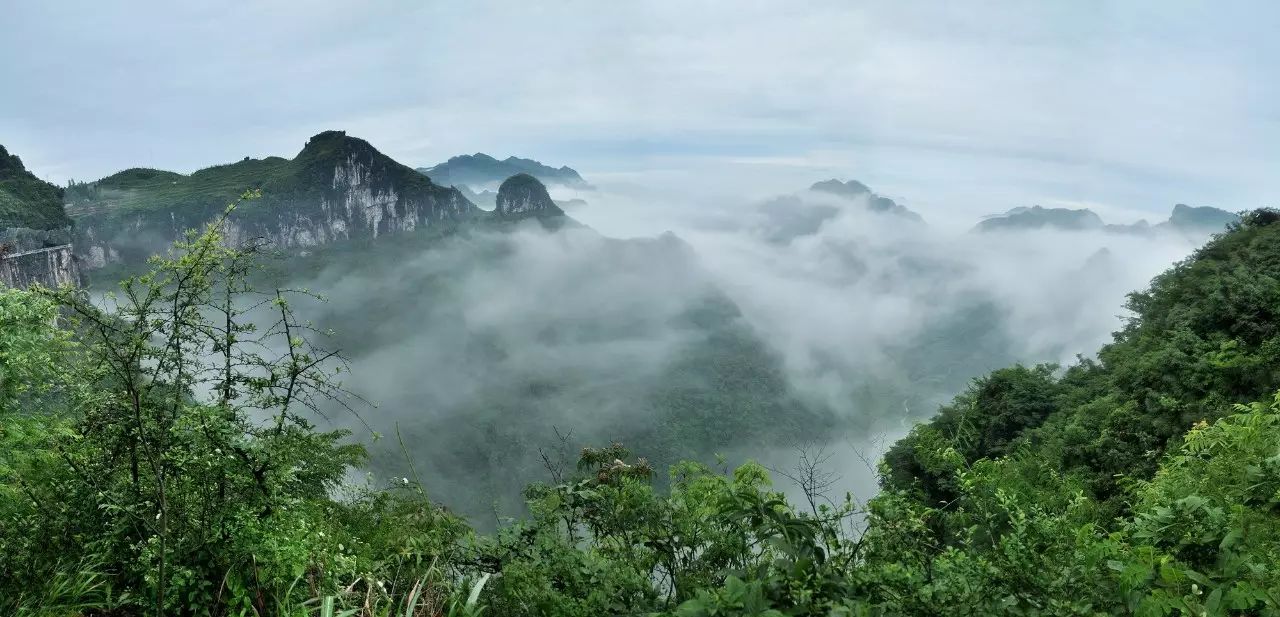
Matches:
[975,203,1241,236]
[975,206,1104,232]
[809,179,924,223]
[65,132,572,270]
[417,153,591,190]
[755,178,923,243]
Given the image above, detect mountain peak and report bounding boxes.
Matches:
[297,130,380,161]
[810,179,872,198]
[1167,203,1239,232]
[495,173,564,219]
[0,144,26,175]
[807,178,923,223]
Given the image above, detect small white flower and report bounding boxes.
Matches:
[402,477,409,485]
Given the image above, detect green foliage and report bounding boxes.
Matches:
[0,194,466,615]
[4,208,1280,615]
[0,143,72,231]
[889,209,1280,509]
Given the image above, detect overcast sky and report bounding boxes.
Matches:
[2,1,1276,222]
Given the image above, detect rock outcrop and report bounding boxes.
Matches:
[495,173,564,219]
[0,243,79,288]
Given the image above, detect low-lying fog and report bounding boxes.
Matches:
[283,175,1206,522]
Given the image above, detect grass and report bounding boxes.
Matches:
[306,568,489,617]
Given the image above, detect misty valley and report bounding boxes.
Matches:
[35,131,1229,524]
[3,4,1280,616]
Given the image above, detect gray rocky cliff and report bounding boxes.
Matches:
[0,226,80,288]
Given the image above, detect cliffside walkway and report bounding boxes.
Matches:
[2,244,74,260]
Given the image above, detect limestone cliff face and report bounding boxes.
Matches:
[0,241,80,288]
[494,173,564,219]
[70,131,482,270]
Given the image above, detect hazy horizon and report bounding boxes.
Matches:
[3,1,1277,224]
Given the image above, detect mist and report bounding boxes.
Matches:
[273,178,1207,522]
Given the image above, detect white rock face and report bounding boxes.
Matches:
[72,150,474,270]
[87,245,107,269]
[0,244,80,288]
[503,195,539,214]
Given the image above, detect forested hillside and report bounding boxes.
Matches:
[2,205,1279,615]
[0,145,72,232]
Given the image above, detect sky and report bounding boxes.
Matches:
[2,1,1277,223]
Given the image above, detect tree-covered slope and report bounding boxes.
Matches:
[0,144,72,232]
[887,209,1280,507]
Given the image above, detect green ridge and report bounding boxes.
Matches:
[0,144,72,231]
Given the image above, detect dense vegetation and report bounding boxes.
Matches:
[0,144,73,232]
[2,204,1279,615]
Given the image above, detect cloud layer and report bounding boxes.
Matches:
[3,1,1276,220]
